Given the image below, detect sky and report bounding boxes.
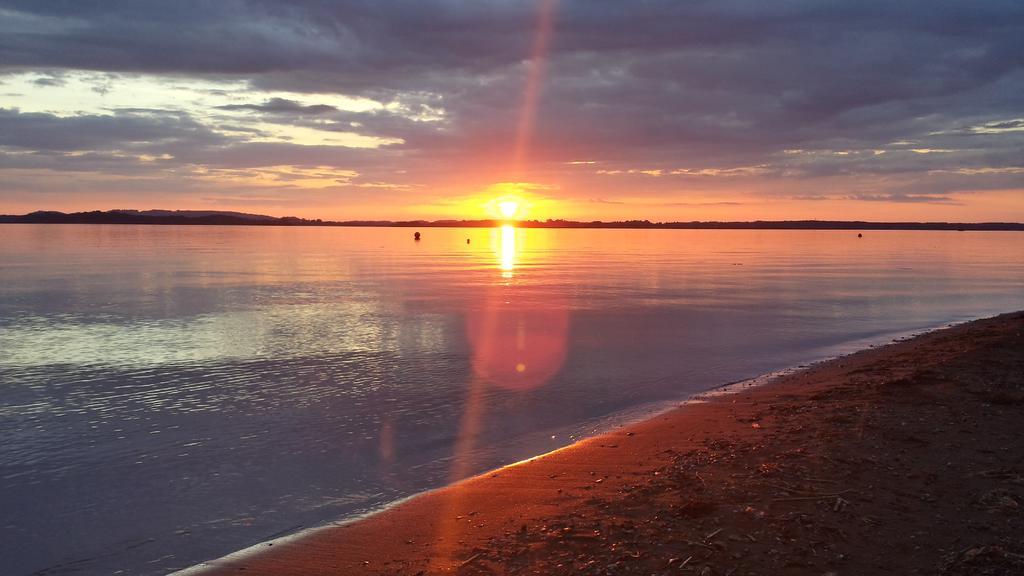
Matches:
[0,0,1022,222]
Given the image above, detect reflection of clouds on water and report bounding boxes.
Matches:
[0,301,453,369]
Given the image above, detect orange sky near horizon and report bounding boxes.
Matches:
[3,181,1021,223]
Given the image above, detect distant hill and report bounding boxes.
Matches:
[0,210,1021,230]
[113,209,276,221]
[0,210,288,226]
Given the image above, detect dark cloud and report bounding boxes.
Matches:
[216,98,337,115]
[0,0,1022,211]
[0,108,226,152]
[31,74,64,87]
[659,201,745,207]
[844,194,960,204]
[981,119,1024,130]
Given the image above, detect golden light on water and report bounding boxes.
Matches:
[499,224,516,273]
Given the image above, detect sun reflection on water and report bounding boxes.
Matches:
[498,224,516,276]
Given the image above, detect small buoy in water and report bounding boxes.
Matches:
[857,233,863,238]
[414,231,421,241]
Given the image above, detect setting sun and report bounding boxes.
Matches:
[498,200,520,219]
[478,190,540,220]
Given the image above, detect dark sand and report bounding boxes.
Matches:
[188,312,1024,575]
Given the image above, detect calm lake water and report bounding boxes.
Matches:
[2,224,1022,575]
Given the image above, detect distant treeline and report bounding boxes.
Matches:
[1,210,1022,231]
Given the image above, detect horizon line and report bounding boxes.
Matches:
[1,209,1023,230]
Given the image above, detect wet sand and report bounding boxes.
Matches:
[186,311,1024,575]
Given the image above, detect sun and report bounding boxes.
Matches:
[476,189,542,220]
[498,199,520,219]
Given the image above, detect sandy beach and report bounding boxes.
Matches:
[184,311,1024,576]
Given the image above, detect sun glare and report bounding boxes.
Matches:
[498,200,520,219]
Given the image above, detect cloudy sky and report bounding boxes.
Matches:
[1,1,1022,221]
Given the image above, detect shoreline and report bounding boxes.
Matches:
[177,311,1024,575]
[172,318,960,573]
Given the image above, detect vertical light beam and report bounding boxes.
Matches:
[511,0,558,173]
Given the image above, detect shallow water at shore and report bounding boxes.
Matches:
[1,225,1022,575]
